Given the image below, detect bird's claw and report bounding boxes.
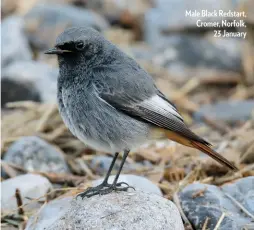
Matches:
[76,181,135,199]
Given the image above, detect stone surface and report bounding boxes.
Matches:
[3,136,70,176]
[179,176,254,230]
[1,61,58,106]
[25,197,73,230]
[151,35,242,75]
[26,191,184,230]
[1,174,52,213]
[1,16,32,68]
[24,3,109,50]
[194,100,254,124]
[206,34,243,60]
[93,174,163,196]
[86,0,152,29]
[90,156,151,175]
[1,78,41,107]
[86,0,152,16]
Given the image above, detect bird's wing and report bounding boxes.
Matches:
[92,65,238,171]
[92,65,208,144]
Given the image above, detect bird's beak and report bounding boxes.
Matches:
[44,47,72,55]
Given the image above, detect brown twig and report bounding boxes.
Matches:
[5,101,40,109]
[1,162,18,178]
[200,73,241,85]
[192,186,207,198]
[15,189,24,215]
[135,149,161,163]
[214,164,254,185]
[35,172,86,186]
[19,220,27,230]
[214,212,226,230]
[201,217,210,230]
[36,104,57,132]
[240,142,254,163]
[31,200,48,226]
[2,161,87,186]
[1,161,27,173]
[173,192,194,230]
[2,187,81,218]
[202,116,230,135]
[171,78,200,101]
[75,157,97,179]
[224,193,254,220]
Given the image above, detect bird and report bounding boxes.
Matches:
[45,27,238,198]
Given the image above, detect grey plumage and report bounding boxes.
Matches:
[54,27,202,153]
[55,28,150,153]
[45,27,237,175]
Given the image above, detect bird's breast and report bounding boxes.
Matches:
[57,85,151,152]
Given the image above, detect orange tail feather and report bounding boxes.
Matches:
[164,129,238,171]
[191,141,238,171]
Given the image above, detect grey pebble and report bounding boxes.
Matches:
[1,16,32,68]
[24,3,109,50]
[194,100,254,124]
[1,61,58,105]
[144,0,234,44]
[25,191,183,230]
[90,155,151,175]
[3,136,70,176]
[179,176,254,230]
[1,174,52,214]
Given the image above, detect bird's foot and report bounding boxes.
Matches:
[76,181,135,199]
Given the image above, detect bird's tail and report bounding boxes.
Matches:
[191,141,238,171]
[164,130,238,171]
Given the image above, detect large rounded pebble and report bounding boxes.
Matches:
[24,3,109,50]
[26,191,184,230]
[1,61,58,105]
[3,136,70,176]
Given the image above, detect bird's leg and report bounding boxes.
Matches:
[76,152,119,199]
[77,150,135,198]
[99,149,135,195]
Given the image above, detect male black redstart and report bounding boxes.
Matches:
[45,27,237,198]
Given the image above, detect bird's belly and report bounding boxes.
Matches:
[73,114,150,153]
[59,96,151,153]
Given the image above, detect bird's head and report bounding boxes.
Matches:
[45,27,106,67]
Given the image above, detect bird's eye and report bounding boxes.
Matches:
[75,41,85,50]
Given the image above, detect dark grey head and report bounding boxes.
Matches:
[45,27,111,68]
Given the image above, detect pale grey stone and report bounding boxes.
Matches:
[1,61,58,105]
[1,16,32,67]
[1,174,52,214]
[90,156,151,175]
[24,3,109,50]
[144,0,234,44]
[3,136,70,175]
[26,191,184,230]
[194,100,254,124]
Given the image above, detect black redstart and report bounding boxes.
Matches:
[45,27,237,198]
